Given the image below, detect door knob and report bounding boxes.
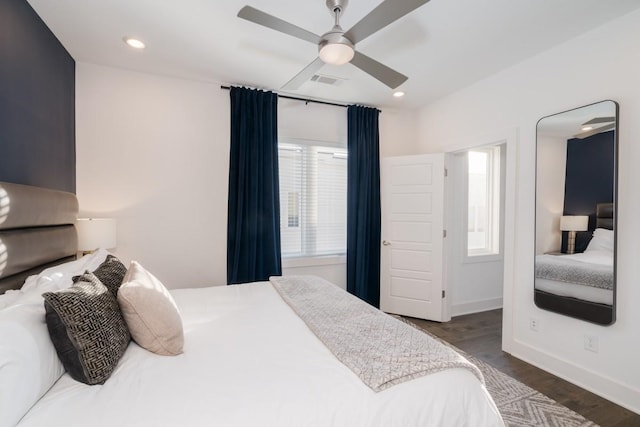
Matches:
[382,240,391,246]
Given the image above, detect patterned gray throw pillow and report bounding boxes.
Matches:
[43,272,131,385]
[92,255,128,296]
[72,255,127,296]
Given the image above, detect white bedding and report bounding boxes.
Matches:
[535,249,613,304]
[557,249,612,267]
[18,282,502,427]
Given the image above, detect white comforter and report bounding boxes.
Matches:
[535,249,614,304]
[18,282,502,427]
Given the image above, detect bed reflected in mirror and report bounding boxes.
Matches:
[534,100,618,325]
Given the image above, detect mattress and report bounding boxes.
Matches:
[17,282,502,427]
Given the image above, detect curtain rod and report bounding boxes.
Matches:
[220,85,349,109]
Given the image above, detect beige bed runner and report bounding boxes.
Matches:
[270,275,484,392]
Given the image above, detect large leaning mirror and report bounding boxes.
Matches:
[535,100,618,325]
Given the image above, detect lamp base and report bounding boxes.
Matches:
[567,231,577,254]
[76,250,96,259]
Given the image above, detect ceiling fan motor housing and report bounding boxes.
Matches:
[319,0,354,65]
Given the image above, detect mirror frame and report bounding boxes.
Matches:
[534,100,618,326]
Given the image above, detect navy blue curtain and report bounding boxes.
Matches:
[347,105,381,307]
[227,87,282,284]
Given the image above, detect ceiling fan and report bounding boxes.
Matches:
[237,0,430,90]
[574,116,616,139]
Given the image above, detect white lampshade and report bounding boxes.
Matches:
[559,215,589,232]
[76,218,117,251]
[319,42,354,65]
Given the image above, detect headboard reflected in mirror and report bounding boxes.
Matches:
[596,202,614,230]
[534,100,618,325]
[0,181,78,294]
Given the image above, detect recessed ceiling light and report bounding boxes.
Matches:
[393,91,405,98]
[123,37,145,49]
[582,125,593,131]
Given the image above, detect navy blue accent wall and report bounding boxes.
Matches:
[0,0,75,192]
[561,130,614,253]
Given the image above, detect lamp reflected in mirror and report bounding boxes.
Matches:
[560,215,588,254]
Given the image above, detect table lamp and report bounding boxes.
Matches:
[560,215,588,254]
[77,218,116,255]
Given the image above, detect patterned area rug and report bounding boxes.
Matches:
[398,317,599,427]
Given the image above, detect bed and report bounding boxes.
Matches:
[0,181,503,427]
[534,203,615,324]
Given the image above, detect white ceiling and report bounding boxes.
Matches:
[27,0,640,110]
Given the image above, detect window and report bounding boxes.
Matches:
[287,192,300,227]
[278,138,347,258]
[467,146,501,257]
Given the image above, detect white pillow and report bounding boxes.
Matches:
[585,228,614,253]
[118,261,184,356]
[0,290,22,311]
[4,249,111,308]
[0,304,65,427]
[20,249,110,294]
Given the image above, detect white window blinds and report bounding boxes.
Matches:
[278,138,347,258]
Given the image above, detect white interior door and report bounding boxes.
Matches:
[380,154,445,321]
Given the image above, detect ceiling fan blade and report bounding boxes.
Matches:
[344,0,430,44]
[350,51,407,89]
[582,117,615,126]
[574,123,615,139]
[238,6,320,45]
[281,57,325,91]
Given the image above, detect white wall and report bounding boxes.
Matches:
[76,63,417,290]
[535,135,567,254]
[76,63,230,288]
[415,9,640,412]
[379,108,420,158]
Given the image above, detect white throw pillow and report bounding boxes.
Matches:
[585,228,614,253]
[117,261,184,356]
[0,303,65,427]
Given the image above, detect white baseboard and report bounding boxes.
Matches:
[506,339,640,415]
[451,297,503,317]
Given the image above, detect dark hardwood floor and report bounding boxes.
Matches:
[404,309,640,427]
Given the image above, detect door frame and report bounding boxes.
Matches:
[440,128,518,351]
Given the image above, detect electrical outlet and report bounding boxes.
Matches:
[584,334,599,353]
[529,318,539,332]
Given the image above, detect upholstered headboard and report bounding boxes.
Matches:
[596,202,614,230]
[0,182,78,294]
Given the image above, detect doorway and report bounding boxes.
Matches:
[380,131,516,326]
[444,143,506,317]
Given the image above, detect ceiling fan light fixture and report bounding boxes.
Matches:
[319,42,354,65]
[318,25,354,65]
